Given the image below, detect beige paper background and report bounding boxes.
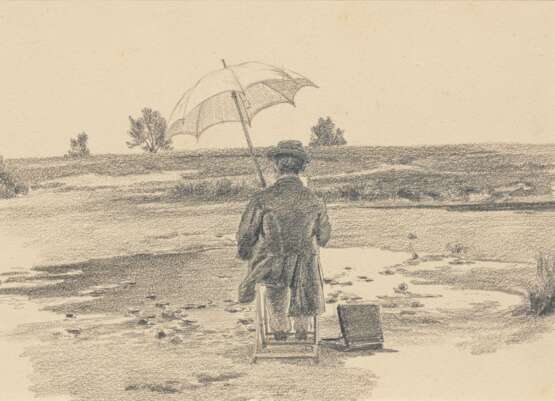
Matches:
[1,1,555,158]
[1,2,555,401]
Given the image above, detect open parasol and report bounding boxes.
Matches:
[167,60,317,187]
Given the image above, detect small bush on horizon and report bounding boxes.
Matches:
[0,156,29,198]
[66,132,90,159]
[309,116,347,147]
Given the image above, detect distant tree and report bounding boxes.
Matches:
[309,117,347,147]
[127,108,172,153]
[66,132,90,159]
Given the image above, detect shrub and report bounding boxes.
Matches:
[66,132,90,159]
[309,116,347,146]
[446,242,467,257]
[127,108,172,153]
[0,157,28,198]
[528,253,555,315]
[171,177,256,201]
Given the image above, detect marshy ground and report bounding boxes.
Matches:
[2,146,555,400]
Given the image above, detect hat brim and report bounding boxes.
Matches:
[266,148,311,163]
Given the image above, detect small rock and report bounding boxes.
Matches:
[381,269,395,275]
[170,335,184,344]
[410,301,424,308]
[127,308,141,314]
[223,299,234,303]
[156,330,167,339]
[237,318,253,325]
[181,319,197,325]
[121,280,136,287]
[183,303,207,310]
[65,313,75,319]
[394,283,409,294]
[66,328,81,336]
[162,310,180,320]
[224,306,240,313]
[344,266,352,270]
[155,302,170,308]
[323,278,333,284]
[325,297,338,304]
[145,314,156,319]
[146,294,157,300]
[137,319,150,325]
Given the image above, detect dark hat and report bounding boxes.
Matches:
[266,140,310,163]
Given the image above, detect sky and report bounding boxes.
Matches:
[1,1,555,159]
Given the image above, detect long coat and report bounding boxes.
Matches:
[236,175,331,316]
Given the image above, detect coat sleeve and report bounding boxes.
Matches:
[316,201,331,247]
[236,197,263,260]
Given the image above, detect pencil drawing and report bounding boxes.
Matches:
[2,2,555,401]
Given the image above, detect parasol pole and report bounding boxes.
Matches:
[221,59,267,188]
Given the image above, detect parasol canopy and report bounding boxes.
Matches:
[167,61,317,187]
[168,61,316,139]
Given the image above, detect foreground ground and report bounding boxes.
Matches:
[1,157,555,400]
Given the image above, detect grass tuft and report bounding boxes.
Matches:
[0,156,28,198]
[528,253,555,315]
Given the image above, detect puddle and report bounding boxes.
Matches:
[41,170,198,189]
[322,247,549,400]
[311,164,423,181]
[0,233,72,401]
[0,295,72,401]
[320,248,522,314]
[1,279,65,289]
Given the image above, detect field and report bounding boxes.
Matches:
[6,143,555,205]
[1,144,555,401]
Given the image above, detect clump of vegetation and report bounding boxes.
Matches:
[446,242,467,257]
[66,132,90,159]
[408,233,418,260]
[171,177,256,201]
[528,253,555,315]
[0,156,28,198]
[309,116,347,146]
[127,108,172,153]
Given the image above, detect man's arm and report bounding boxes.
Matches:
[236,197,263,260]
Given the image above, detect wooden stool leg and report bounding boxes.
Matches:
[252,285,267,363]
[313,314,320,362]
